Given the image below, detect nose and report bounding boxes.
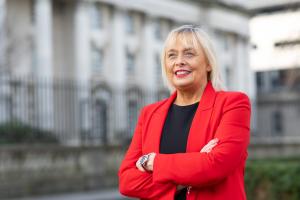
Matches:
[175,55,186,67]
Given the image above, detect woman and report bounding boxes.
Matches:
[119,25,251,200]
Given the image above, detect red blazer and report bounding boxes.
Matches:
[119,82,251,200]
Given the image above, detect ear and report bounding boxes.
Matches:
[206,65,212,72]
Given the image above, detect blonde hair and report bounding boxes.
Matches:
[161,25,224,92]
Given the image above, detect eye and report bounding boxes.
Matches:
[184,52,194,57]
[167,53,176,59]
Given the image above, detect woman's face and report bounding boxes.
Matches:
[164,35,211,92]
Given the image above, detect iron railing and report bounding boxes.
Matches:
[0,76,170,146]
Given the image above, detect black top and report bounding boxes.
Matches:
[159,102,199,200]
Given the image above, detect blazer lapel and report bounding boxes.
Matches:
[150,92,177,153]
[186,82,217,152]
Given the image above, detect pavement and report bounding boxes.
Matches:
[6,189,136,200]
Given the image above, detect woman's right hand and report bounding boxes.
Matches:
[136,153,156,172]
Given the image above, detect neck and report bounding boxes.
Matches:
[174,82,207,106]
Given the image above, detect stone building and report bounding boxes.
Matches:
[0,0,255,145]
[250,4,300,139]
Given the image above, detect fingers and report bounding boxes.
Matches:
[200,138,218,153]
[135,153,156,172]
[200,138,219,153]
[176,185,186,191]
[201,138,218,153]
[136,156,146,172]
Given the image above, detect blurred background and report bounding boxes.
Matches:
[0,0,299,199]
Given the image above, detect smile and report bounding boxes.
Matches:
[175,70,191,78]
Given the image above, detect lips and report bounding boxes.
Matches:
[175,69,191,77]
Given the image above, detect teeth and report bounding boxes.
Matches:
[176,71,190,75]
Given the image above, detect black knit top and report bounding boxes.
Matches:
[159,102,199,200]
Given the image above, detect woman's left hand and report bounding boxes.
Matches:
[200,138,219,153]
[136,152,156,172]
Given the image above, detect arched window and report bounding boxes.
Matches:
[126,88,143,139]
[127,99,138,137]
[90,87,111,145]
[92,99,108,144]
[89,2,104,30]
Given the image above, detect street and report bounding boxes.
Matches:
[6,189,135,200]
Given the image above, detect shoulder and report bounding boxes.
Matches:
[135,98,169,124]
[217,91,250,101]
[216,91,251,109]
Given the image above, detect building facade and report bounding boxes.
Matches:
[250,7,300,140]
[0,0,255,145]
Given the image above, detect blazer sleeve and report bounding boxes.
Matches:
[152,93,251,187]
[118,107,176,199]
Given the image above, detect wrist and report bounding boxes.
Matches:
[147,153,156,171]
[140,154,150,171]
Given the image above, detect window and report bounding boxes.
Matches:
[125,12,135,35]
[154,20,163,40]
[218,32,230,51]
[127,100,138,137]
[30,0,36,25]
[154,19,173,41]
[268,70,287,91]
[294,76,300,89]
[155,54,161,83]
[271,110,283,136]
[91,46,103,71]
[31,43,38,73]
[270,71,280,89]
[90,3,103,30]
[126,51,135,74]
[92,99,107,144]
[256,72,264,91]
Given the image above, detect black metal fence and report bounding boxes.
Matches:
[0,76,170,146]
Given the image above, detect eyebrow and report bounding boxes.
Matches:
[167,47,195,53]
[183,48,195,52]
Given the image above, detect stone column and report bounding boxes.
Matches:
[73,1,90,145]
[110,8,127,143]
[35,0,53,80]
[141,16,156,104]
[0,0,9,124]
[34,0,54,130]
[74,1,90,85]
[0,0,5,71]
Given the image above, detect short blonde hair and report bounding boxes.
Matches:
[161,25,224,92]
